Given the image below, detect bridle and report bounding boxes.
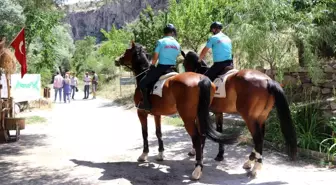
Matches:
[119,46,151,80]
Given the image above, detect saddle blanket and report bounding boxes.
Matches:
[213,69,239,98]
[151,72,179,97]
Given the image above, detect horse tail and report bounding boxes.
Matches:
[197,77,239,144]
[267,79,297,160]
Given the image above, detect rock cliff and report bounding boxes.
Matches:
[65,0,168,42]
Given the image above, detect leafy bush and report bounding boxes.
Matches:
[266,101,326,151]
[319,117,336,161]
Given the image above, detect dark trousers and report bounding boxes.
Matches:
[204,60,233,81]
[71,85,76,99]
[84,85,90,98]
[139,64,175,89]
[54,88,62,102]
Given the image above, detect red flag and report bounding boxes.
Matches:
[10,28,27,78]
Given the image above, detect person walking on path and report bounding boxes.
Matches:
[91,70,98,99]
[70,73,78,100]
[83,72,91,99]
[63,74,71,103]
[53,72,63,103]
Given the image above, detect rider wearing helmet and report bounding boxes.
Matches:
[198,21,233,81]
[138,23,181,111]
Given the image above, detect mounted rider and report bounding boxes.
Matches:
[138,23,181,111]
[198,21,233,81]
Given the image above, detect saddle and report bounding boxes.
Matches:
[213,66,239,98]
[150,67,178,97]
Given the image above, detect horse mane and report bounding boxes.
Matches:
[131,43,151,77]
[185,51,208,73]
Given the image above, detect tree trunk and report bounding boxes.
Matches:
[296,38,305,67]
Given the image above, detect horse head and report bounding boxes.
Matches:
[181,50,208,74]
[115,40,150,75]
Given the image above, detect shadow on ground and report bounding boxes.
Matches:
[98,99,134,110]
[0,134,48,157]
[70,159,288,185]
[69,127,296,185]
[0,160,89,185]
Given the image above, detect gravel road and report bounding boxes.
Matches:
[0,92,334,185]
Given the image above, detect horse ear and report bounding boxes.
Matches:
[181,50,186,59]
[131,40,135,48]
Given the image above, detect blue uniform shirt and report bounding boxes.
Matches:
[205,32,232,62]
[154,36,181,65]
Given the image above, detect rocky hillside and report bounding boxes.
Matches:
[65,0,168,42]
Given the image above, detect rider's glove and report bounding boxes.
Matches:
[149,64,156,70]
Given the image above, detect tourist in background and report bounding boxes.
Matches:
[63,74,71,103]
[70,72,78,100]
[91,70,98,99]
[53,72,63,103]
[83,72,91,99]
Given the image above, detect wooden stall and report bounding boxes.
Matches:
[0,37,25,143]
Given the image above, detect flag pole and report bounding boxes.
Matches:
[9,27,25,46]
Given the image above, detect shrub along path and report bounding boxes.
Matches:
[0,91,334,185]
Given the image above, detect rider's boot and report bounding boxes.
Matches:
[138,88,151,111]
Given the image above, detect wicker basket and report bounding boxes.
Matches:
[4,117,25,130]
[0,48,16,74]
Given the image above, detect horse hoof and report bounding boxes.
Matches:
[191,165,202,180]
[188,152,195,157]
[137,153,148,162]
[188,149,196,157]
[214,155,224,161]
[243,160,253,170]
[249,161,262,178]
[247,171,257,179]
[156,152,164,161]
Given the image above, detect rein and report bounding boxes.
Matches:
[121,50,151,83]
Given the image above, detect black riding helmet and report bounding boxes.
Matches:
[210,21,223,32]
[163,23,177,36]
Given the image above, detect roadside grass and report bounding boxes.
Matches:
[26,115,48,124]
[163,115,184,127]
[97,77,136,106]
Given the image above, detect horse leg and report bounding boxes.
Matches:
[214,112,225,161]
[188,142,196,157]
[242,118,266,178]
[137,110,149,162]
[191,132,204,180]
[154,115,164,161]
[180,119,203,180]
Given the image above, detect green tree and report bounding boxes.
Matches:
[0,0,25,41]
[168,0,219,52]
[52,24,75,71]
[129,5,167,52]
[17,0,66,86]
[71,36,96,75]
[99,26,132,59]
[216,0,304,81]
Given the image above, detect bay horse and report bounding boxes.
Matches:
[181,50,297,177]
[115,41,239,180]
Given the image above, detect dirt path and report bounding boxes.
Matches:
[0,92,334,185]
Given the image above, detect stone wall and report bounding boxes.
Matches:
[258,62,336,116]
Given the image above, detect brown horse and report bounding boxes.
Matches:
[115,42,239,180]
[181,50,297,177]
